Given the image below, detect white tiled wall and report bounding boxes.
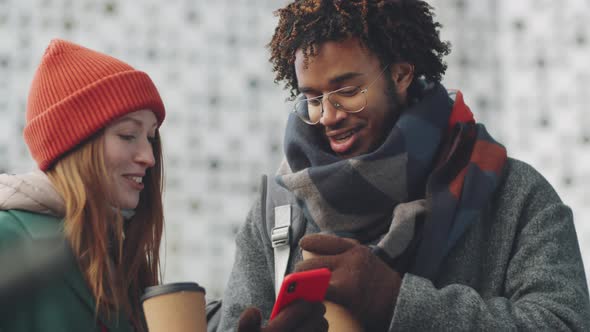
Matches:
[1,0,588,299]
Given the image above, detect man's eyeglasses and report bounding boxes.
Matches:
[293,65,390,125]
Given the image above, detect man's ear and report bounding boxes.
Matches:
[390,63,414,100]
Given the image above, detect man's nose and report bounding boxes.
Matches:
[319,98,349,127]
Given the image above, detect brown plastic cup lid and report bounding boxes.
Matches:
[141,282,205,303]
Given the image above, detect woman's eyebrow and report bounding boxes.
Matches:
[114,117,157,129]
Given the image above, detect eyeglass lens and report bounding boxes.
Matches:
[294,88,367,124]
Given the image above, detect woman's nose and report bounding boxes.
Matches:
[135,139,155,168]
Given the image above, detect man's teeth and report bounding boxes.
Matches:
[335,129,355,141]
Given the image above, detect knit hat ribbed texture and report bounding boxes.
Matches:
[24,38,166,171]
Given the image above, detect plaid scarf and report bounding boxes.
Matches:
[277,83,507,279]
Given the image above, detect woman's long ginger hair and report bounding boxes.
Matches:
[46,130,164,331]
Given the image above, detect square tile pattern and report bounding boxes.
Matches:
[1,0,589,299]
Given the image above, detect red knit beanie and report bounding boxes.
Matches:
[24,39,166,171]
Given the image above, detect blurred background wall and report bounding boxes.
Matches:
[1,0,589,300]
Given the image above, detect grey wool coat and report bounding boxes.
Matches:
[217,158,590,331]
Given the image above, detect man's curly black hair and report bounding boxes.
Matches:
[268,0,451,98]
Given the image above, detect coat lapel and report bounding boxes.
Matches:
[62,253,133,331]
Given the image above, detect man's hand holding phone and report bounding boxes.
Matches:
[295,234,402,331]
[237,268,330,332]
[270,268,331,320]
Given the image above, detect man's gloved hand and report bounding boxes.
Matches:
[237,300,328,332]
[295,234,402,331]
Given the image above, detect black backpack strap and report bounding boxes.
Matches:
[205,299,222,332]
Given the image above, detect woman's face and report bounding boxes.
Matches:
[103,110,158,209]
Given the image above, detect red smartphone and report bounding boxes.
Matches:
[269,268,331,320]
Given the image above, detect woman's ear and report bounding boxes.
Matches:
[390,63,415,101]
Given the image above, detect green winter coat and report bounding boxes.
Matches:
[0,210,134,332]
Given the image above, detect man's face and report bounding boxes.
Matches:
[294,38,408,159]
